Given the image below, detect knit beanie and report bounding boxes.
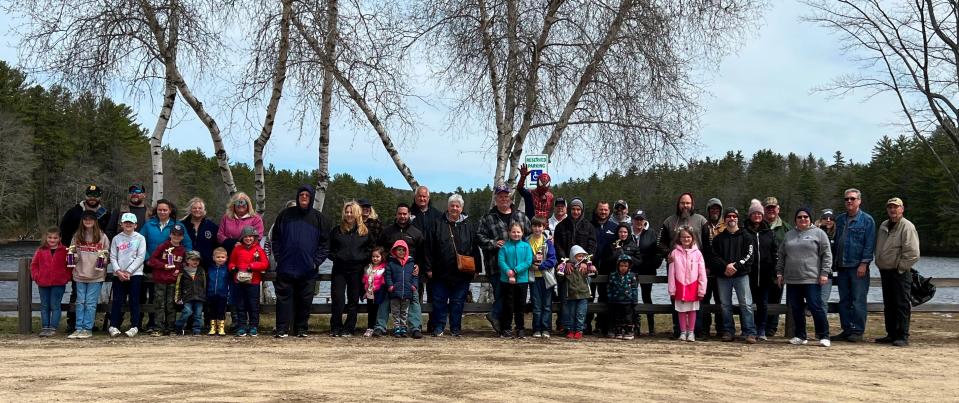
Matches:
[748,199,764,216]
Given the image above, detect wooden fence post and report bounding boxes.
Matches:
[17,258,32,335]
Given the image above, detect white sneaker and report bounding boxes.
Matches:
[67,330,81,339]
[363,329,374,337]
[789,337,808,345]
[76,330,93,339]
[542,331,551,339]
[532,331,542,338]
[125,327,139,338]
[108,327,121,337]
[679,332,688,342]
[819,339,831,347]
[686,333,696,342]
[758,335,768,342]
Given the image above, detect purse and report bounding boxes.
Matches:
[236,270,253,284]
[449,224,476,274]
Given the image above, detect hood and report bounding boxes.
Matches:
[707,198,723,210]
[569,245,587,262]
[445,211,467,223]
[295,185,316,212]
[390,240,411,266]
[746,219,771,233]
[674,243,700,253]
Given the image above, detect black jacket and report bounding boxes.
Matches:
[379,222,427,269]
[553,215,597,260]
[60,202,113,243]
[411,201,443,243]
[271,185,331,280]
[745,222,778,287]
[632,226,662,275]
[710,228,754,278]
[329,224,374,272]
[602,236,639,275]
[426,213,479,284]
[175,268,207,303]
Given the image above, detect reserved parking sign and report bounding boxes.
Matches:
[525,154,549,187]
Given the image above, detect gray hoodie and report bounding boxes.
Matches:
[775,227,832,284]
[110,231,147,276]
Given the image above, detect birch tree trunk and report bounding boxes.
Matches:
[314,0,338,212]
[150,75,176,203]
[253,0,293,215]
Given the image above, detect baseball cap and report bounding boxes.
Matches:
[632,210,647,220]
[85,184,103,198]
[886,197,904,207]
[763,197,779,207]
[494,184,510,195]
[554,197,567,207]
[358,198,372,208]
[121,213,138,224]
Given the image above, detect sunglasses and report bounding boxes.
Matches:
[823,217,834,221]
[796,215,810,219]
[129,189,144,195]
[844,197,858,201]
[725,214,738,219]
[234,200,249,206]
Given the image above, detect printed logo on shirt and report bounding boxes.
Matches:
[204,230,213,239]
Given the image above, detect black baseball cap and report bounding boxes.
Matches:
[554,197,567,207]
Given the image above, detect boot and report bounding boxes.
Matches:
[217,320,226,336]
[207,320,217,336]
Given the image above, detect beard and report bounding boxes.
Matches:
[85,199,100,209]
[708,213,720,223]
[130,198,144,207]
[679,209,691,219]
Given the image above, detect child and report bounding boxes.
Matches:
[498,222,533,338]
[228,226,269,337]
[527,217,557,338]
[562,245,596,340]
[175,251,207,335]
[206,247,231,336]
[68,210,110,339]
[385,240,417,338]
[146,223,188,336]
[31,227,70,337]
[607,254,639,340]
[363,247,387,337]
[668,226,707,342]
[108,213,147,338]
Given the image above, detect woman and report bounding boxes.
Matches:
[183,197,219,270]
[428,194,478,337]
[328,201,373,336]
[139,199,192,332]
[217,192,264,255]
[630,210,661,336]
[776,207,833,347]
[744,199,779,340]
[359,199,383,242]
[816,209,837,308]
[602,223,637,270]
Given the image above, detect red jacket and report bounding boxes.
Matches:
[147,240,187,284]
[229,242,269,285]
[31,243,71,287]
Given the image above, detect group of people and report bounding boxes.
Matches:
[29,174,921,347]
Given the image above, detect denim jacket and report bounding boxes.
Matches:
[834,209,876,268]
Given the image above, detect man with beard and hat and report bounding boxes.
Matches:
[613,200,631,225]
[60,184,112,333]
[657,192,707,339]
[106,183,149,238]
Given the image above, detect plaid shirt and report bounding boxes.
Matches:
[476,207,531,274]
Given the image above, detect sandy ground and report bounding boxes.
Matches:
[1,314,957,402]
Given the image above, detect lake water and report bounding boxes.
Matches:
[2,243,957,306]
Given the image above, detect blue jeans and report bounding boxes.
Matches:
[716,276,756,337]
[821,277,832,309]
[563,299,587,332]
[530,277,553,332]
[38,285,66,330]
[110,276,142,329]
[75,282,103,331]
[836,267,869,335]
[376,293,422,331]
[787,283,829,340]
[432,279,470,333]
[175,301,204,333]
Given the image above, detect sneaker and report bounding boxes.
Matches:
[516,330,526,339]
[847,334,863,342]
[613,333,623,340]
[249,327,259,337]
[364,329,375,337]
[393,328,404,338]
[372,328,385,338]
[679,332,688,342]
[38,328,50,337]
[542,331,550,339]
[758,335,768,342]
[831,332,850,341]
[329,331,340,337]
[566,331,576,339]
[819,339,831,347]
[500,330,512,338]
[532,331,542,338]
[451,331,462,337]
[125,327,139,338]
[108,327,121,337]
[275,332,289,339]
[236,328,248,337]
[721,333,734,342]
[339,331,353,338]
[67,330,81,339]
[432,330,444,337]
[296,331,309,338]
[892,339,909,347]
[150,330,162,337]
[77,330,93,339]
[687,333,695,342]
[745,336,757,344]
[622,333,634,341]
[789,337,808,345]
[485,312,501,333]
[573,331,583,340]
[875,336,895,344]
[411,329,423,339]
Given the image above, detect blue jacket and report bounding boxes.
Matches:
[607,270,639,303]
[525,235,557,277]
[270,185,331,280]
[834,209,876,268]
[139,217,193,256]
[206,263,231,298]
[498,239,533,284]
[386,240,418,300]
[185,217,219,270]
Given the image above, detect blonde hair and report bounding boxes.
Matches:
[226,192,257,217]
[182,197,207,221]
[340,201,369,236]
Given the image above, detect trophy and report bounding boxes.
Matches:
[95,250,108,269]
[66,245,77,268]
[165,247,176,269]
[557,258,569,276]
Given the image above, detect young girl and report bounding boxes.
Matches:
[668,227,707,342]
[108,213,147,338]
[175,251,207,336]
[228,226,269,337]
[562,245,595,340]
[363,247,387,337]
[608,255,639,340]
[31,227,70,337]
[146,223,188,336]
[68,211,110,339]
[498,222,533,338]
[386,240,417,338]
[206,247,231,336]
[527,217,557,338]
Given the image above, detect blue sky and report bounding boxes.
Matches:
[0,1,900,192]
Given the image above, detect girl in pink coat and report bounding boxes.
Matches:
[668,226,707,342]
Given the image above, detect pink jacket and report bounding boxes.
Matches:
[217,213,265,243]
[668,245,707,299]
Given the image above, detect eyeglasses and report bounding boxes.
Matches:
[844,197,858,201]
[823,217,834,221]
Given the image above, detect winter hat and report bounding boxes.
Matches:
[723,207,739,218]
[240,225,259,239]
[794,207,813,219]
[570,245,587,259]
[748,199,764,216]
[617,254,632,264]
[570,198,584,209]
[185,250,202,261]
[707,198,723,210]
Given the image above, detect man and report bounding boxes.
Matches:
[379,203,428,339]
[476,185,531,334]
[710,207,757,344]
[589,201,618,334]
[629,209,661,335]
[425,194,479,337]
[833,188,876,343]
[875,197,920,347]
[613,200,630,224]
[60,184,112,333]
[517,163,555,219]
[657,192,708,338]
[551,197,596,331]
[271,185,331,338]
[696,197,725,338]
[410,186,443,239]
[763,196,793,247]
[547,198,568,237]
[106,183,148,238]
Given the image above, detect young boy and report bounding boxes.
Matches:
[108,213,147,338]
[607,254,639,340]
[563,245,596,340]
[146,223,188,336]
[386,240,417,338]
[527,217,557,338]
[175,251,207,336]
[206,247,231,336]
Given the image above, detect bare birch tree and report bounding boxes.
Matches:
[414,0,763,187]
